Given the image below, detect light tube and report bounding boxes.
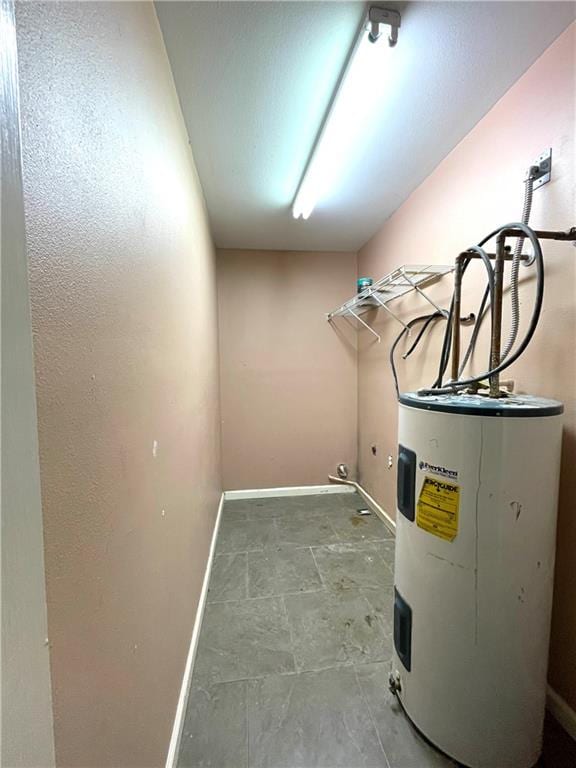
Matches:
[292,8,399,220]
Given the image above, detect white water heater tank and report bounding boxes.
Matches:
[392,392,563,768]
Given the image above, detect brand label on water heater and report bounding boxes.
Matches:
[418,461,458,481]
[417,476,460,542]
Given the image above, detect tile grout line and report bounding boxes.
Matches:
[208,586,329,606]
[353,665,393,768]
[370,545,396,583]
[195,657,398,687]
[325,513,347,545]
[245,675,250,768]
[244,548,250,601]
[358,590,394,642]
[216,538,394,556]
[309,545,327,591]
[207,592,306,607]
[280,593,300,675]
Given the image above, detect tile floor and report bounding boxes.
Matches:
[177,492,576,768]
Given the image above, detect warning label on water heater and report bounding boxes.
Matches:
[417,476,460,542]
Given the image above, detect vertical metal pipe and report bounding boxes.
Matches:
[489,234,506,397]
[451,255,464,382]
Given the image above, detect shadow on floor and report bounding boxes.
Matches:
[541,712,576,767]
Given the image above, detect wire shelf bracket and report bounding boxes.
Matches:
[327,264,454,341]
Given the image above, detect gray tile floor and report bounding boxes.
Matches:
[178,492,456,768]
[178,492,576,768]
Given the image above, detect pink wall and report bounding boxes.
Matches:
[217,249,357,489]
[16,2,222,765]
[357,23,575,709]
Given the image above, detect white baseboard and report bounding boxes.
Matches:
[328,476,396,535]
[224,484,355,500]
[547,685,576,742]
[354,483,396,535]
[165,492,225,768]
[224,482,395,536]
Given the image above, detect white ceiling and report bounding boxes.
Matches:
[156,1,575,251]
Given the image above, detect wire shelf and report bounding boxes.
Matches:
[327,264,454,341]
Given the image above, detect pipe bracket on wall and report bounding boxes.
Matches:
[531,147,552,190]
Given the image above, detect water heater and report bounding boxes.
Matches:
[392,392,563,768]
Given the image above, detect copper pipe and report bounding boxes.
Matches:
[489,234,506,397]
[451,254,465,382]
[498,226,576,241]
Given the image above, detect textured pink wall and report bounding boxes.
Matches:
[16,2,221,765]
[218,249,358,490]
[357,24,575,709]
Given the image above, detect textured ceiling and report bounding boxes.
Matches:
[157,1,575,251]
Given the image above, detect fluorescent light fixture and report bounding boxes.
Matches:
[292,6,401,220]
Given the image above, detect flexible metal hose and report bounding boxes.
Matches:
[500,173,535,361]
[390,311,446,398]
[418,222,544,396]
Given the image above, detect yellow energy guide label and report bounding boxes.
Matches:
[416,476,460,542]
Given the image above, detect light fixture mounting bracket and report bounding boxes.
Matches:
[368,6,401,46]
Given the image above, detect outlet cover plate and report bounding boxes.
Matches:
[533,148,552,190]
